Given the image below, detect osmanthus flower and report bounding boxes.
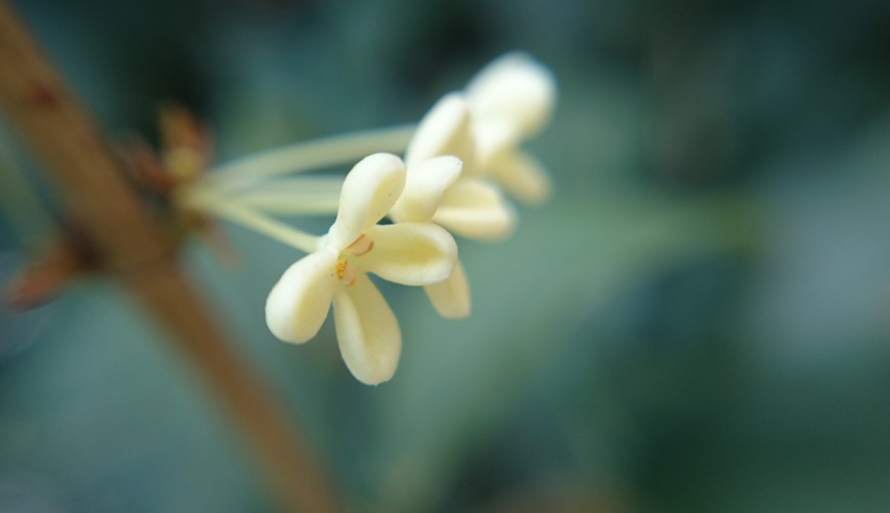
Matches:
[464,52,557,204]
[390,94,514,318]
[389,52,555,241]
[264,153,458,385]
[398,93,516,240]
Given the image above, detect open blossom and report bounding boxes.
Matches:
[397,93,515,240]
[464,52,556,204]
[391,52,555,241]
[390,94,514,318]
[387,53,556,318]
[264,153,458,385]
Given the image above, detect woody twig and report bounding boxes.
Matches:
[0,2,342,512]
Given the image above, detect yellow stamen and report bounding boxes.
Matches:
[334,257,356,286]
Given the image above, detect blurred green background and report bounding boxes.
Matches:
[2,0,890,512]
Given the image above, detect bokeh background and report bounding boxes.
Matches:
[2,0,890,512]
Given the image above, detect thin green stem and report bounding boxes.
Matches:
[185,190,321,252]
[232,193,341,216]
[237,176,346,194]
[223,175,345,215]
[200,124,415,192]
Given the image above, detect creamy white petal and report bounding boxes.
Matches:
[265,250,338,344]
[360,223,457,285]
[404,93,474,167]
[465,52,556,141]
[432,178,515,240]
[489,148,552,204]
[333,275,401,385]
[471,121,515,172]
[390,156,462,223]
[424,259,470,319]
[329,153,406,249]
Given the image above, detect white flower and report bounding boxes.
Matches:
[390,95,513,319]
[465,52,556,204]
[386,53,555,319]
[398,93,516,240]
[265,153,458,385]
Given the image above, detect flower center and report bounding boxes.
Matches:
[334,257,356,286]
[334,234,375,286]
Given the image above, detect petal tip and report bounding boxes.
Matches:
[333,280,402,385]
[264,252,337,344]
[425,261,472,319]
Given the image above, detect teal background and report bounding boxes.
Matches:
[2,0,890,511]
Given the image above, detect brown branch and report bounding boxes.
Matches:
[0,2,342,512]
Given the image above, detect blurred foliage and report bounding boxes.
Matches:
[1,0,890,512]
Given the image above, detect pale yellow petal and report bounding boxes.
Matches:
[432,178,516,240]
[424,259,471,319]
[333,275,401,385]
[265,250,338,344]
[404,93,474,166]
[489,148,552,204]
[329,153,406,248]
[472,122,514,170]
[390,156,462,223]
[360,223,457,285]
[465,52,556,141]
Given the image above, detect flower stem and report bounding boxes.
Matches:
[186,190,321,252]
[222,176,345,215]
[201,124,415,192]
[233,193,341,215]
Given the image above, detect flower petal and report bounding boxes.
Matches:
[333,275,401,385]
[424,259,471,319]
[390,156,462,223]
[329,153,406,249]
[465,52,556,141]
[432,178,516,240]
[404,93,474,167]
[359,223,457,285]
[489,148,552,204]
[265,250,338,343]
